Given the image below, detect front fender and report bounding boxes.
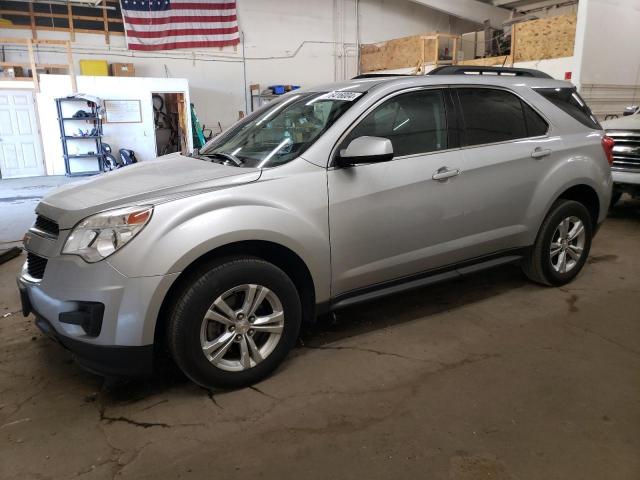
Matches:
[108,167,331,303]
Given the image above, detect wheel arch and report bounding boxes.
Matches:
[154,240,317,349]
[555,183,600,228]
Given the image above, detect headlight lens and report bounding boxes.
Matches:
[62,206,153,262]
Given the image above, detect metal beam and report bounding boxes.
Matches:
[493,0,571,9]
[408,0,512,28]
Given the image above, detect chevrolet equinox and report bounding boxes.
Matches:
[19,70,613,388]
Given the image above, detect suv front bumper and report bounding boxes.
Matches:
[17,254,177,377]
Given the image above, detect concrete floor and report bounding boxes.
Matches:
[1,199,639,480]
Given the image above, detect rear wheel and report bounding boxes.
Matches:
[167,257,302,389]
[522,200,593,286]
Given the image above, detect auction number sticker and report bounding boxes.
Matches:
[318,91,363,101]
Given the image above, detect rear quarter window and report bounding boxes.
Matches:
[535,88,601,130]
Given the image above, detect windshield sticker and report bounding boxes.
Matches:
[318,91,363,102]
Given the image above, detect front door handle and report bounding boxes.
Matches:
[531,148,552,158]
[432,167,460,181]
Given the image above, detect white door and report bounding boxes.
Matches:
[0,90,45,178]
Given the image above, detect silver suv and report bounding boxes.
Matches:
[18,71,613,388]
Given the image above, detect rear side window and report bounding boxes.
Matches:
[536,88,600,130]
[343,89,448,157]
[457,88,548,146]
[523,102,548,137]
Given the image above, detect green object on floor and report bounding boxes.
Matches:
[191,103,206,149]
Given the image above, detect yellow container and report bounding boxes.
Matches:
[79,60,109,76]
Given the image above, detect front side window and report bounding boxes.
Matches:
[200,91,363,168]
[458,88,539,146]
[342,89,448,157]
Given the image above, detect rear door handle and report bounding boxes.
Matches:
[432,167,460,181]
[531,148,552,158]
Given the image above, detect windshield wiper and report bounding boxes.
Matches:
[205,152,244,166]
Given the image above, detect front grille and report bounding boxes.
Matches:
[606,129,640,172]
[26,252,48,280]
[33,215,59,238]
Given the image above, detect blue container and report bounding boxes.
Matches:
[270,85,285,95]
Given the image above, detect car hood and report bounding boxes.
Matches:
[37,153,261,229]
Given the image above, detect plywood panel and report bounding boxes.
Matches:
[513,14,576,62]
[360,34,426,73]
[360,34,457,72]
[458,55,512,66]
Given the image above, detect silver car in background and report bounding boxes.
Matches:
[18,70,613,388]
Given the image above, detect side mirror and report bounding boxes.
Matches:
[336,136,394,167]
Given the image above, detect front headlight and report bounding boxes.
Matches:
[62,206,153,263]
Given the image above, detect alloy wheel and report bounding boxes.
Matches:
[550,216,586,274]
[199,284,285,372]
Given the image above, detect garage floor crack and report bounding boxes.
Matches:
[566,321,640,358]
[302,344,433,364]
[249,385,280,399]
[99,405,171,429]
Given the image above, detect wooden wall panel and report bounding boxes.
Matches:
[458,55,512,66]
[360,35,426,73]
[359,33,459,72]
[513,14,576,62]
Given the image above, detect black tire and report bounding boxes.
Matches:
[167,257,302,389]
[522,199,593,286]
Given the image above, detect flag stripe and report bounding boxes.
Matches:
[126,21,237,30]
[154,2,235,10]
[169,0,235,5]
[128,40,238,50]
[127,26,238,38]
[124,14,236,25]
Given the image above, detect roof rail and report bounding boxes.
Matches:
[427,65,552,79]
[352,73,412,79]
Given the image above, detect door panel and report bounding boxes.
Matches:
[328,88,466,296]
[453,86,559,258]
[0,91,44,178]
[329,151,466,295]
[458,136,564,257]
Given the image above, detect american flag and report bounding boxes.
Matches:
[120,0,240,51]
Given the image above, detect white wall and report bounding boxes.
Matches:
[514,57,575,80]
[35,75,191,175]
[573,0,640,117]
[0,0,480,135]
[359,0,466,43]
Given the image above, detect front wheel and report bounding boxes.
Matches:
[522,200,593,286]
[167,257,302,389]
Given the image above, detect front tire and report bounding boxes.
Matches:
[522,200,593,286]
[167,257,302,389]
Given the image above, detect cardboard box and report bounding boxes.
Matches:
[110,63,135,77]
[79,60,109,76]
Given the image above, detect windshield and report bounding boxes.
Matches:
[199,91,364,168]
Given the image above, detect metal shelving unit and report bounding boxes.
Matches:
[55,97,104,176]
